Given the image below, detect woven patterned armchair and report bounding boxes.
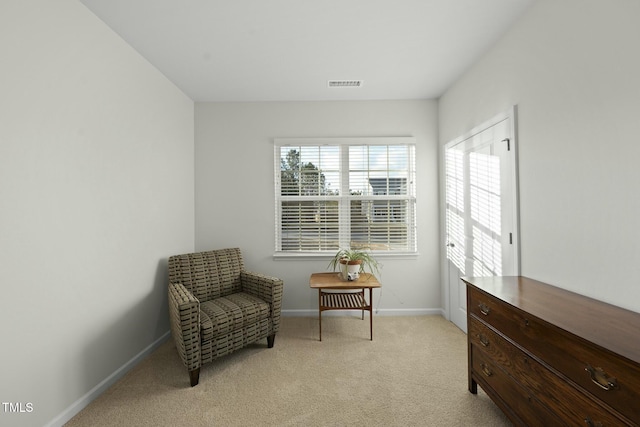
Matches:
[168,248,283,386]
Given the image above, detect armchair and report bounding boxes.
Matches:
[168,248,283,386]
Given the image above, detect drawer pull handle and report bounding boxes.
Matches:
[478,303,490,316]
[478,334,490,347]
[584,416,603,427]
[480,363,493,377]
[585,364,618,391]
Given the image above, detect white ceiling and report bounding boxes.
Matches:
[80,0,534,102]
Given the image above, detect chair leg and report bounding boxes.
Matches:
[189,368,200,387]
[267,334,276,348]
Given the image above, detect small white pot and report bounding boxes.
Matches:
[340,260,362,281]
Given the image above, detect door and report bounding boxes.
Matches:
[444,108,519,332]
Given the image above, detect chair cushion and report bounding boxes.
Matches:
[200,292,271,341]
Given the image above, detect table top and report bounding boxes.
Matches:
[309,272,381,289]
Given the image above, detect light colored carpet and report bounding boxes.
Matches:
[65,315,511,426]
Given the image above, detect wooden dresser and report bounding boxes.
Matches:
[463,276,640,426]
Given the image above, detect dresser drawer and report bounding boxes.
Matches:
[471,347,559,427]
[468,286,640,423]
[518,316,640,423]
[470,318,631,426]
[468,285,527,339]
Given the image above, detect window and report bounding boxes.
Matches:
[274,138,417,255]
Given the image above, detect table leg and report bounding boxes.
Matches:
[369,287,373,340]
[318,289,322,342]
[361,289,364,320]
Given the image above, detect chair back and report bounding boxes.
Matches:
[168,248,244,302]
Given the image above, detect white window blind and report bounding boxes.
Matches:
[275,138,417,254]
[470,151,502,276]
[445,148,466,274]
[446,147,503,277]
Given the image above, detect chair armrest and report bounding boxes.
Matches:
[168,282,201,371]
[240,271,284,332]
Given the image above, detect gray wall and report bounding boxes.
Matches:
[6,1,639,425]
[439,0,640,312]
[0,1,195,426]
[195,101,441,314]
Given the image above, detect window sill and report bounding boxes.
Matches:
[273,251,419,261]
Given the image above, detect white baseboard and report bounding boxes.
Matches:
[46,331,171,427]
[282,308,444,317]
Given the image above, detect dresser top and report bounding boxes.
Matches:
[462,276,640,364]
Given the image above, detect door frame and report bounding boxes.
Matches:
[439,105,521,323]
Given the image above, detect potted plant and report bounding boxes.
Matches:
[328,248,381,281]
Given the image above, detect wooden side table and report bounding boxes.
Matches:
[309,272,381,341]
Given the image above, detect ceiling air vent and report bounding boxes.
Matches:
[328,80,363,88]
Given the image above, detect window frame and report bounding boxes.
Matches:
[274,137,418,259]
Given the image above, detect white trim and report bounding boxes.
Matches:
[45,331,171,427]
[273,251,419,260]
[445,109,512,147]
[274,137,418,254]
[274,136,415,146]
